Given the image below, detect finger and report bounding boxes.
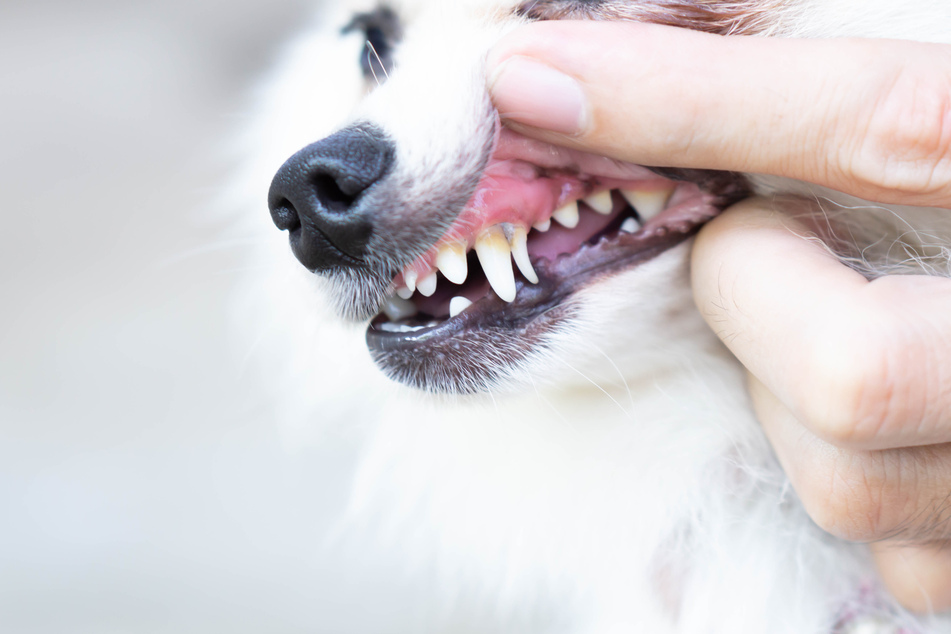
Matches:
[750,374,951,547]
[872,543,951,613]
[692,197,951,449]
[486,21,951,207]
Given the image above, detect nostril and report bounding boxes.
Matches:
[267,123,395,272]
[271,198,301,232]
[312,173,357,214]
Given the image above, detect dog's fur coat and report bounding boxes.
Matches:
[236,1,951,632]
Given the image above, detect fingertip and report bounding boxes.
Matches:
[872,543,951,614]
[488,55,589,135]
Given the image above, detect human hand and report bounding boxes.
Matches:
[487,21,951,612]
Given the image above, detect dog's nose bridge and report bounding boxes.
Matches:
[268,124,395,272]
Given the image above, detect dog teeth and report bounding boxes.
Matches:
[620,188,673,221]
[395,286,413,300]
[552,201,580,229]
[449,296,472,318]
[435,241,468,285]
[417,271,437,297]
[583,190,613,215]
[382,295,418,321]
[532,218,551,232]
[378,322,428,333]
[508,226,538,284]
[403,270,418,294]
[620,217,640,234]
[475,225,516,302]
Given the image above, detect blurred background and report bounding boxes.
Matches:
[0,2,436,631]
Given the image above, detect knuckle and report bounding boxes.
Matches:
[797,449,908,541]
[842,50,951,196]
[798,324,894,447]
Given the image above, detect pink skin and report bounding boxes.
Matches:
[394,129,681,288]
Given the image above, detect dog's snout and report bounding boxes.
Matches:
[267,124,395,272]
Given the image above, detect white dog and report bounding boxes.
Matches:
[237,1,951,632]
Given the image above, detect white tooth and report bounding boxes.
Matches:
[551,201,579,229]
[382,295,418,321]
[379,322,425,333]
[508,226,538,284]
[474,225,517,302]
[417,271,437,297]
[449,296,473,318]
[621,188,673,221]
[583,190,614,215]
[396,286,413,300]
[620,217,640,234]
[533,218,551,232]
[435,241,468,284]
[403,270,418,294]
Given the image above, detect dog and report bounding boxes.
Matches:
[237,1,951,631]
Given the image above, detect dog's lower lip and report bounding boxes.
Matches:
[366,213,706,352]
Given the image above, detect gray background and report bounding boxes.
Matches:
[0,2,436,631]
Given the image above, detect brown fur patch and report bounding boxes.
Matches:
[516,0,784,35]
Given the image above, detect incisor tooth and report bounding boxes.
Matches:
[396,286,413,300]
[435,241,468,284]
[583,190,614,215]
[509,226,538,284]
[552,201,579,228]
[449,296,472,318]
[417,271,437,297]
[474,225,516,302]
[621,188,673,221]
[382,295,418,321]
[403,270,418,294]
[620,217,640,234]
[533,218,551,232]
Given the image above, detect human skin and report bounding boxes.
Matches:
[486,20,951,613]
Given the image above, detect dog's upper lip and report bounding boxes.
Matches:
[490,128,660,180]
[390,129,689,289]
[388,128,748,297]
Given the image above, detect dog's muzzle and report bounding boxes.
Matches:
[267,124,395,272]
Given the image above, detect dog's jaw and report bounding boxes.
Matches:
[341,124,746,393]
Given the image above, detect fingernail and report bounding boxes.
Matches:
[488,56,587,135]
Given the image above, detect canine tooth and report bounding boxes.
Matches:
[620,217,640,234]
[509,226,538,284]
[435,241,468,284]
[621,188,673,221]
[583,190,614,215]
[403,270,418,294]
[417,271,437,297]
[474,225,517,302]
[396,286,414,300]
[552,201,579,229]
[449,296,473,318]
[533,218,551,232]
[382,295,418,321]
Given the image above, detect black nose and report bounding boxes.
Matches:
[267,124,395,272]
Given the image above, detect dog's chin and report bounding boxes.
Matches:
[356,131,750,394]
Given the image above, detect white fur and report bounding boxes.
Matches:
[239,1,951,632]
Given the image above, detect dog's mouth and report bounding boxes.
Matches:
[365,129,748,390]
